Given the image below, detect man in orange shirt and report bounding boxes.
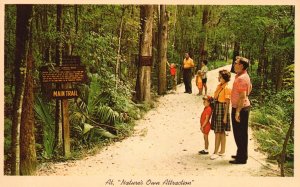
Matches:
[182,52,194,94]
[230,56,252,164]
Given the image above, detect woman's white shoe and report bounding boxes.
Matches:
[210,154,219,160]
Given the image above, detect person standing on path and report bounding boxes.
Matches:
[210,70,232,160]
[182,52,194,94]
[229,56,252,164]
[200,60,209,95]
[199,95,213,155]
[195,70,203,95]
[167,61,177,92]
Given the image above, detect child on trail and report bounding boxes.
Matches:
[167,61,177,92]
[200,60,209,95]
[196,70,203,95]
[199,95,213,155]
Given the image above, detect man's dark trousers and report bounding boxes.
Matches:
[183,68,192,93]
[231,106,250,162]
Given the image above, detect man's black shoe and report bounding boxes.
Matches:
[184,91,188,93]
[198,150,209,154]
[229,160,247,164]
[231,155,237,159]
[189,92,192,94]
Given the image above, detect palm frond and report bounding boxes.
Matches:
[34,96,55,159]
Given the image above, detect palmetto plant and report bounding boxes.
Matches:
[70,74,123,144]
[72,97,118,139]
[34,96,55,159]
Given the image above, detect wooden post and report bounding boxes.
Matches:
[61,98,70,158]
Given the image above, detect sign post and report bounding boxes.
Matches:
[62,99,70,158]
[40,56,86,158]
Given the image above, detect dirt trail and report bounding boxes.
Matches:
[36,65,278,178]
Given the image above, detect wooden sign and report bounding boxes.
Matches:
[40,66,87,83]
[52,89,79,99]
[140,56,152,66]
[62,55,81,66]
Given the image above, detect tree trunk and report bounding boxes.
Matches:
[54,5,63,150]
[276,56,286,92]
[74,5,78,34]
[230,41,240,73]
[257,33,267,76]
[263,56,269,89]
[116,6,125,89]
[20,47,37,175]
[271,57,277,91]
[151,5,158,92]
[225,40,229,62]
[280,117,294,177]
[135,5,153,102]
[11,5,33,175]
[258,33,267,103]
[198,5,209,71]
[172,5,177,50]
[158,5,168,95]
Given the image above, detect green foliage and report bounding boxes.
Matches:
[71,97,118,144]
[251,105,284,127]
[70,68,141,147]
[283,64,294,90]
[4,118,12,161]
[71,121,117,147]
[250,89,294,161]
[84,73,139,123]
[34,96,55,159]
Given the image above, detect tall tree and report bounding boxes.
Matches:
[116,6,126,88]
[198,5,209,71]
[11,4,33,175]
[230,41,240,73]
[135,5,154,102]
[157,5,168,95]
[54,5,63,150]
[20,47,37,175]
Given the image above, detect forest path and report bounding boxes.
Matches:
[36,65,278,179]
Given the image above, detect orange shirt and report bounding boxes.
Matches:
[196,75,203,89]
[183,57,194,69]
[214,82,231,103]
[231,70,252,108]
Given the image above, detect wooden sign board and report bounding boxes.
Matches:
[52,89,79,99]
[41,66,87,83]
[140,56,152,66]
[62,55,81,66]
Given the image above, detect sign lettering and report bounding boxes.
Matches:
[52,89,79,99]
[40,66,87,83]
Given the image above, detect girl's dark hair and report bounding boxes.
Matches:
[203,59,208,65]
[219,69,231,82]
